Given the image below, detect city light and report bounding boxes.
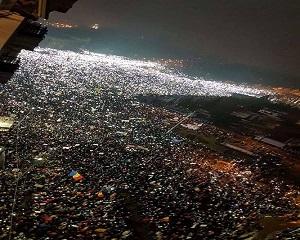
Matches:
[15,48,272,99]
[91,23,99,30]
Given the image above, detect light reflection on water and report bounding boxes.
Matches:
[14,48,272,98]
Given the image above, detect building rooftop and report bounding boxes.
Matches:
[255,136,286,149]
[0,11,24,50]
[0,0,78,83]
[0,116,14,131]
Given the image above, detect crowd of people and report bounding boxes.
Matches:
[0,49,299,239]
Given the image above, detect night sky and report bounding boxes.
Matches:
[51,0,300,78]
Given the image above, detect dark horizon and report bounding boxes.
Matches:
[50,0,300,81]
[41,25,300,88]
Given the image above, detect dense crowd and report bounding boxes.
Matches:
[0,49,299,239]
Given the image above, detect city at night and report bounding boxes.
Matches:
[0,1,299,239]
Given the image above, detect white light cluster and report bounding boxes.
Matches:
[14,48,272,98]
